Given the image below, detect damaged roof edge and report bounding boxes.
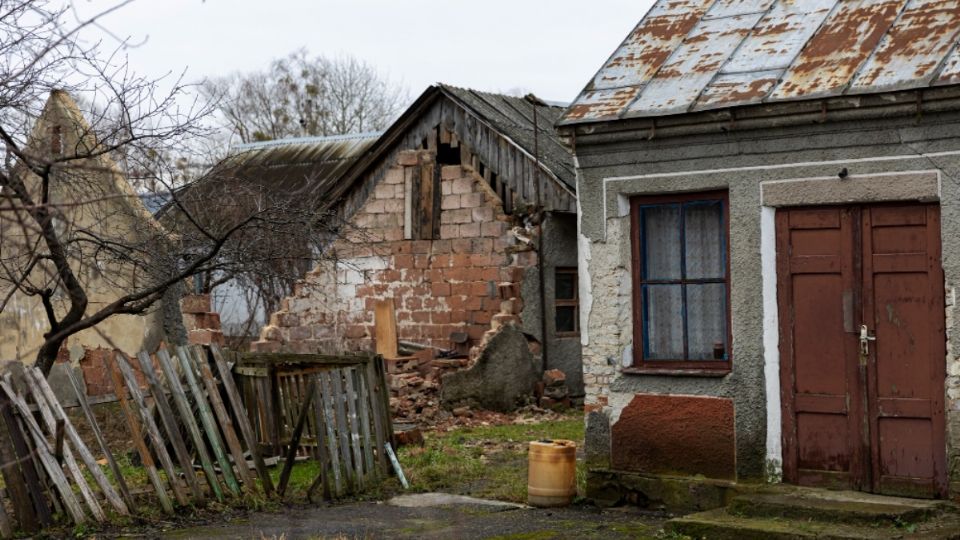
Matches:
[560,0,960,126]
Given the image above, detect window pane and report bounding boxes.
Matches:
[555,271,576,300]
[687,283,727,360]
[556,306,577,333]
[644,284,684,359]
[642,205,682,280]
[684,201,725,279]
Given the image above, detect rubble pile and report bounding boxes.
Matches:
[387,349,469,424]
[539,369,571,410]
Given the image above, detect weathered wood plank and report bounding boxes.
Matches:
[104,355,173,513]
[0,486,13,539]
[306,378,331,502]
[0,381,86,524]
[18,373,105,522]
[342,368,365,488]
[28,369,129,515]
[277,378,315,498]
[189,346,253,490]
[210,344,274,495]
[318,371,343,497]
[0,391,44,530]
[354,368,377,481]
[364,359,388,473]
[374,299,398,359]
[113,353,189,507]
[176,347,240,497]
[154,349,223,501]
[65,369,136,512]
[329,369,354,492]
[135,352,204,503]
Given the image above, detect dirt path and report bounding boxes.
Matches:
[157,494,669,540]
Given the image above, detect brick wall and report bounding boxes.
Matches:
[251,149,535,357]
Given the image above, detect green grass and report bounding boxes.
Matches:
[396,413,585,503]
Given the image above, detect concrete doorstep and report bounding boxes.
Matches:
[667,486,960,539]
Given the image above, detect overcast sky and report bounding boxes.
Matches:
[75,0,655,105]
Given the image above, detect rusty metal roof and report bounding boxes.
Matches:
[561,0,960,124]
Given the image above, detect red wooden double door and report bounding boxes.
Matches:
[777,203,947,498]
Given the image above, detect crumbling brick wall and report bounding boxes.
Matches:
[251,149,535,357]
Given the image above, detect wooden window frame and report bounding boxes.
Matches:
[627,190,732,375]
[554,267,579,337]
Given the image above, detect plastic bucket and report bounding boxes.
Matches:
[527,439,576,507]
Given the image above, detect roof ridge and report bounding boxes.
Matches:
[232,131,383,151]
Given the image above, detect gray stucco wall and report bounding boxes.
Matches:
[519,212,585,397]
[572,108,960,488]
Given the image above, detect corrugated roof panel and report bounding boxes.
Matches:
[935,44,960,85]
[626,12,765,116]
[703,0,775,20]
[561,0,960,125]
[563,87,643,123]
[771,0,907,101]
[589,0,709,91]
[850,0,960,94]
[693,70,781,110]
[720,0,836,74]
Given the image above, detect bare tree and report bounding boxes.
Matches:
[0,0,335,375]
[201,49,408,144]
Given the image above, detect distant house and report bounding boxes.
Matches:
[250,84,584,399]
[559,0,960,505]
[0,91,185,397]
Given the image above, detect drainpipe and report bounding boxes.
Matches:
[530,96,549,374]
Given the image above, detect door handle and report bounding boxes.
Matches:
[859,324,875,358]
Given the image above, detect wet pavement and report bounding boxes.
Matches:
[158,493,669,539]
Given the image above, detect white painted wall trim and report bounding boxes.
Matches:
[600,149,960,239]
[761,206,783,482]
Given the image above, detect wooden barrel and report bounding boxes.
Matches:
[527,439,576,507]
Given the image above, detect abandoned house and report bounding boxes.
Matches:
[0,91,192,400]
[180,132,382,344]
[248,84,582,413]
[559,0,960,505]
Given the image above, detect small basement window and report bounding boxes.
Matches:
[555,267,579,336]
[630,191,730,372]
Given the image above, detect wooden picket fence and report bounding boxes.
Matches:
[0,344,397,536]
[0,343,274,536]
[231,352,396,500]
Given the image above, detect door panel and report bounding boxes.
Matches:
[777,207,863,489]
[862,205,946,498]
[777,203,947,498]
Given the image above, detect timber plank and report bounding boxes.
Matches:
[135,352,204,502]
[355,368,377,481]
[113,353,189,507]
[364,359,388,472]
[65,369,136,512]
[154,349,223,501]
[0,381,86,524]
[189,346,253,490]
[176,347,240,497]
[318,371,343,497]
[0,391,45,530]
[330,369,353,492]
[210,344,274,495]
[343,368,365,488]
[306,378,331,501]
[374,300,398,359]
[18,373,105,522]
[277,378,315,498]
[28,369,129,515]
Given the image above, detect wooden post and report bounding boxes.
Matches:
[176,347,240,496]
[0,381,86,524]
[135,352,205,502]
[189,346,254,490]
[277,378,315,498]
[210,344,274,495]
[104,352,173,514]
[153,349,224,501]
[0,391,46,530]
